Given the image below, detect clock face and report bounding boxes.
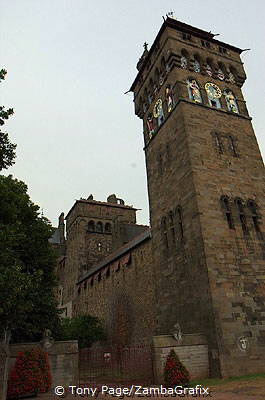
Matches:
[205,83,222,99]
[153,99,162,118]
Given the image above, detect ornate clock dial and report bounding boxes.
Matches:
[205,82,222,98]
[153,99,162,118]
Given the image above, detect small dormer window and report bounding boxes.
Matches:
[201,40,211,48]
[219,46,227,54]
[183,33,191,41]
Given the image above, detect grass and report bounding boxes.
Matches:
[190,372,265,388]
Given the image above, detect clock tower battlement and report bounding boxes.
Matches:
[130,18,265,378]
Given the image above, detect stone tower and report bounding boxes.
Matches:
[130,17,265,377]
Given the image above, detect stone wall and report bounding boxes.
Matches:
[9,341,78,389]
[76,235,156,346]
[153,334,209,384]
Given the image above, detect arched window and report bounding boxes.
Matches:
[220,196,234,229]
[96,221,103,233]
[248,200,260,232]
[205,82,222,108]
[193,55,201,73]
[180,49,188,69]
[205,58,213,76]
[105,223,112,233]
[187,79,202,103]
[224,89,239,113]
[229,66,237,84]
[87,220,95,232]
[217,63,225,80]
[161,217,168,248]
[235,199,248,234]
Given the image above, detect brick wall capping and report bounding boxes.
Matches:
[153,333,207,348]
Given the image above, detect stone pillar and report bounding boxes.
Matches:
[0,342,10,400]
[153,334,209,384]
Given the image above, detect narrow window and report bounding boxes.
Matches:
[98,242,102,252]
[228,136,237,156]
[96,221,103,233]
[176,206,184,239]
[98,272,101,282]
[236,199,248,234]
[161,217,168,248]
[106,268,110,278]
[215,133,223,154]
[180,49,189,69]
[248,200,261,233]
[221,196,234,229]
[105,223,112,233]
[87,220,95,232]
[169,211,176,244]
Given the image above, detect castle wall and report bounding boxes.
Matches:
[75,237,156,346]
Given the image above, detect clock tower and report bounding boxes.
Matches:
[130,17,265,377]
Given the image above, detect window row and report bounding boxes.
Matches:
[87,220,112,234]
[180,50,237,83]
[161,206,184,249]
[221,196,261,234]
[138,49,238,113]
[181,32,229,55]
[145,80,239,140]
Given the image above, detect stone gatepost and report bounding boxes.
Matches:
[0,334,10,400]
[153,333,209,384]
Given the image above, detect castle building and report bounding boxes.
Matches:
[54,17,265,378]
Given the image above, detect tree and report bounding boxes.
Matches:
[0,68,16,170]
[0,175,61,342]
[61,315,106,348]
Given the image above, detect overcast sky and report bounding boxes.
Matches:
[1,0,265,227]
